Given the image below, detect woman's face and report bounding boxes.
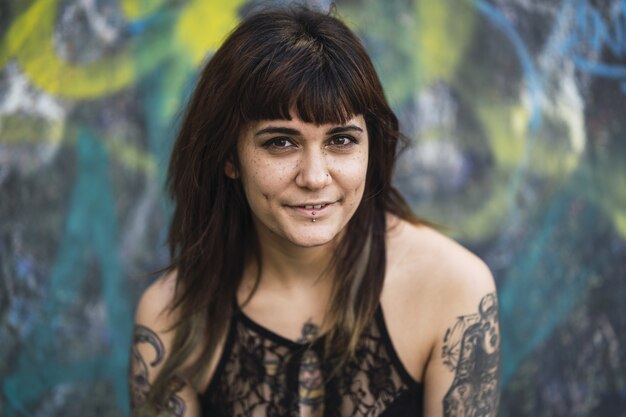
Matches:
[229,112,369,248]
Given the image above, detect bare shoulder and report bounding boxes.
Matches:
[134,270,178,329]
[387,214,495,302]
[384,215,496,336]
[382,216,500,404]
[130,270,200,417]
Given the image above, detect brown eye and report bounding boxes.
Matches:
[329,135,357,147]
[262,137,295,150]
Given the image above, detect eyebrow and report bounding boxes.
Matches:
[254,124,364,137]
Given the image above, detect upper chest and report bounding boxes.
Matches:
[200,302,424,417]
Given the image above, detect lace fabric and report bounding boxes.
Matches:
[199,305,423,417]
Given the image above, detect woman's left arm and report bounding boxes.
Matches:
[422,271,501,417]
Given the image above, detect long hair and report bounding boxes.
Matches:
[145,4,420,412]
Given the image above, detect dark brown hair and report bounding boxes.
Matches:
[145,4,419,412]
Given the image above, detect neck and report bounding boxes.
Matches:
[239,235,336,333]
[258,238,335,289]
[246,228,339,292]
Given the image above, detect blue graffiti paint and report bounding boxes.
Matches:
[561,0,626,85]
[574,56,626,77]
[575,0,626,54]
[15,257,34,279]
[2,130,132,417]
[127,19,150,36]
[126,13,167,36]
[472,0,542,131]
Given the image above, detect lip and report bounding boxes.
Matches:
[287,201,336,218]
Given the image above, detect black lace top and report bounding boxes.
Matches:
[199,304,423,417]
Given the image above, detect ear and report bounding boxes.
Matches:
[224,159,239,179]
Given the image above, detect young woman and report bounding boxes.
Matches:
[129,5,500,417]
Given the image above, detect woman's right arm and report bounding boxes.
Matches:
[129,272,200,417]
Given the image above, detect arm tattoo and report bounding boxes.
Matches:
[441,293,500,417]
[130,325,186,417]
[297,319,325,416]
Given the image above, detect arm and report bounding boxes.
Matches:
[423,267,500,417]
[129,273,200,417]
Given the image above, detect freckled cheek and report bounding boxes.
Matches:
[334,154,368,193]
[250,161,293,203]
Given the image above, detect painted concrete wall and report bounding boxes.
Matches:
[1,0,625,416]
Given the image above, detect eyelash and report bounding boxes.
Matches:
[329,135,359,147]
[261,137,293,149]
[261,135,359,151]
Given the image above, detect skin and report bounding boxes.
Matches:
[226,112,369,251]
[130,114,500,417]
[382,218,499,417]
[130,277,201,417]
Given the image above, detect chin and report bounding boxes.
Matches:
[283,224,342,248]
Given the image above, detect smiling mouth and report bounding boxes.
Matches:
[299,203,329,209]
[288,202,335,216]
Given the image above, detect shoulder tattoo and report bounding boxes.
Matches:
[130,325,186,417]
[441,292,500,417]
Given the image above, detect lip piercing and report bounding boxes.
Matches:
[311,210,317,223]
[312,218,316,223]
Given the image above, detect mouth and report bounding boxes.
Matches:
[287,201,336,218]
[297,203,330,210]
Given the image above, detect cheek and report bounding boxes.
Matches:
[338,152,369,191]
[241,158,293,198]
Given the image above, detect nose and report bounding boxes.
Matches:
[295,149,332,190]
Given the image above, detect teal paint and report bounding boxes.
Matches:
[499,175,597,385]
[1,1,625,416]
[3,129,132,417]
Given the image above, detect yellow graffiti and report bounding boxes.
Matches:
[1,0,623,242]
[0,0,243,178]
[121,0,167,20]
[409,0,604,239]
[105,135,157,176]
[614,213,626,238]
[415,0,475,84]
[0,119,156,176]
[176,0,244,64]
[0,115,64,146]
[477,103,527,168]
[453,179,513,240]
[0,0,242,99]
[1,0,137,98]
[598,166,626,238]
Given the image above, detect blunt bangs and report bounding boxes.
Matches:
[234,13,375,125]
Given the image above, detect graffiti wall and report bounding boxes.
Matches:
[1,0,624,416]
